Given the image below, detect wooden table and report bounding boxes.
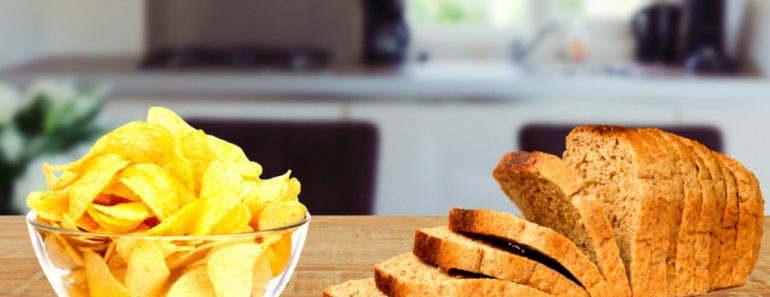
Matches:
[2,216,769,296]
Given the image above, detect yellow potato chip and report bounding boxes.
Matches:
[125,240,170,297]
[84,250,130,297]
[207,242,265,297]
[68,153,129,221]
[64,268,89,289]
[87,207,142,233]
[55,171,78,190]
[243,171,301,218]
[146,200,201,236]
[118,163,180,221]
[27,190,69,222]
[166,241,218,270]
[75,214,101,232]
[91,202,151,223]
[102,180,141,202]
[210,203,251,235]
[257,200,308,230]
[166,266,216,297]
[206,135,262,178]
[193,161,244,235]
[265,234,293,277]
[103,242,117,264]
[110,266,127,285]
[43,235,80,270]
[146,107,196,140]
[64,281,90,297]
[252,253,273,296]
[89,121,175,164]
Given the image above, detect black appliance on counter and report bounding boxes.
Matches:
[632,0,741,74]
[362,0,409,65]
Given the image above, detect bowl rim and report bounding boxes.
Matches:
[26,210,311,240]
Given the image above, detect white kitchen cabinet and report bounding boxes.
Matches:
[351,100,679,215]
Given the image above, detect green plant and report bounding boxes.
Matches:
[0,79,107,214]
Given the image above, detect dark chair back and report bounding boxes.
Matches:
[519,123,723,156]
[188,119,379,215]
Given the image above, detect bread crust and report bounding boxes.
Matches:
[413,226,589,297]
[713,154,740,290]
[448,208,611,297]
[373,253,552,297]
[493,151,631,297]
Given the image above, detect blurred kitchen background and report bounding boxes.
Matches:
[1,0,769,216]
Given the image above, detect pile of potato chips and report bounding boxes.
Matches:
[27,107,309,297]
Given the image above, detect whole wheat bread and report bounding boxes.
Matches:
[373,253,552,297]
[564,126,671,297]
[413,226,589,297]
[492,151,630,297]
[323,279,386,297]
[448,208,611,297]
[714,154,740,289]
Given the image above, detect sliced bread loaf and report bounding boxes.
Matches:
[564,126,669,297]
[713,154,739,289]
[715,153,762,286]
[448,208,610,297]
[323,279,386,297]
[492,151,630,297]
[676,136,722,294]
[413,226,589,297]
[652,129,704,296]
[373,253,552,297]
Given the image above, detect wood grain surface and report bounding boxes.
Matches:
[1,216,768,296]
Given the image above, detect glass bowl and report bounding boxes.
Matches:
[26,211,310,297]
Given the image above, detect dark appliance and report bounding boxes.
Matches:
[362,0,410,65]
[682,0,736,74]
[632,2,683,65]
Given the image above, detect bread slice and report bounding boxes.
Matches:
[640,128,689,296]
[713,154,739,289]
[715,153,762,286]
[676,136,722,294]
[652,129,705,296]
[373,253,551,297]
[492,151,630,297]
[564,126,669,297]
[448,208,610,297]
[323,279,386,297]
[413,226,588,297]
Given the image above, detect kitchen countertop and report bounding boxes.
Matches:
[2,215,769,296]
[2,56,770,102]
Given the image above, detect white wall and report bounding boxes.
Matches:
[0,0,48,69]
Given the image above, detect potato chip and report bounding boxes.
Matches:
[166,241,218,270]
[257,200,307,230]
[68,153,129,221]
[91,202,151,223]
[146,199,201,236]
[166,266,216,297]
[87,208,142,233]
[27,190,69,222]
[64,268,88,289]
[242,171,301,218]
[102,180,141,202]
[89,121,175,165]
[147,107,196,140]
[207,242,265,297]
[125,240,170,297]
[265,234,293,277]
[44,235,80,270]
[103,241,117,264]
[84,250,130,297]
[206,135,262,178]
[252,253,273,296]
[110,266,127,284]
[193,161,244,235]
[64,281,90,297]
[118,163,180,221]
[210,203,251,235]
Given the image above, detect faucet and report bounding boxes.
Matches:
[511,21,561,65]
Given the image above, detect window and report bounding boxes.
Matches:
[406,0,647,62]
